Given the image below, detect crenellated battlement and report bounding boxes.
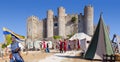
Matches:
[27,5,94,40]
[27,15,39,21]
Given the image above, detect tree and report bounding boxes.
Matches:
[2,43,7,49]
[67,33,75,39]
[71,16,78,33]
[71,17,77,23]
[53,35,61,40]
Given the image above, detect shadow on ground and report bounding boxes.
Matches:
[55,55,104,62]
[55,55,83,59]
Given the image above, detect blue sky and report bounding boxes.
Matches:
[0,0,120,42]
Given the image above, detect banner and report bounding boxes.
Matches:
[3,27,25,45]
[3,27,25,40]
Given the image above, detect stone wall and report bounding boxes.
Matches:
[27,5,94,41]
[65,14,78,36]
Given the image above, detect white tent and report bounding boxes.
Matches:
[34,41,53,49]
[69,32,91,41]
[69,33,92,52]
[80,38,89,52]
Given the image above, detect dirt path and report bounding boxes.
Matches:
[0,51,54,62]
[0,50,102,62]
[39,50,93,62]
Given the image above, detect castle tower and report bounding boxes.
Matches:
[47,10,54,38]
[27,16,39,41]
[58,7,66,38]
[84,5,94,36]
[27,16,39,49]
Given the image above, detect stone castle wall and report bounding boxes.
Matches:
[27,5,94,41]
[38,21,43,39]
[65,14,78,36]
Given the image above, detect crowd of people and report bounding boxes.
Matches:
[57,39,80,53]
[38,41,50,53]
[3,36,81,62]
[38,39,81,53]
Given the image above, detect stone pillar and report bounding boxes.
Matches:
[84,5,94,36]
[47,10,54,38]
[58,7,66,38]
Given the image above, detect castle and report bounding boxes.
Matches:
[27,5,94,42]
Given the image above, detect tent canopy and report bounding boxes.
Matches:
[69,32,91,41]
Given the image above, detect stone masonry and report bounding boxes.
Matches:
[27,5,94,42]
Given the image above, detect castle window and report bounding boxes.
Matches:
[87,41,90,43]
[54,23,58,26]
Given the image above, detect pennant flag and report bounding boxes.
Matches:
[3,27,25,46]
[84,14,113,60]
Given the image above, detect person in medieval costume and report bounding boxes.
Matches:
[77,39,80,50]
[68,40,71,51]
[59,40,63,53]
[63,39,67,52]
[8,36,24,62]
[39,42,42,51]
[42,41,46,52]
[46,43,50,53]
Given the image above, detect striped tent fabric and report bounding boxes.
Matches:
[84,14,113,60]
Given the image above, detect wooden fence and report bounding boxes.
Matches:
[103,54,120,62]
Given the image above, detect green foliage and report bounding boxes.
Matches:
[53,35,61,40]
[2,43,7,49]
[71,17,77,23]
[22,36,25,38]
[67,33,75,39]
[67,35,72,39]
[6,34,12,45]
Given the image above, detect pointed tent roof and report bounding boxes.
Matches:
[84,14,113,60]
